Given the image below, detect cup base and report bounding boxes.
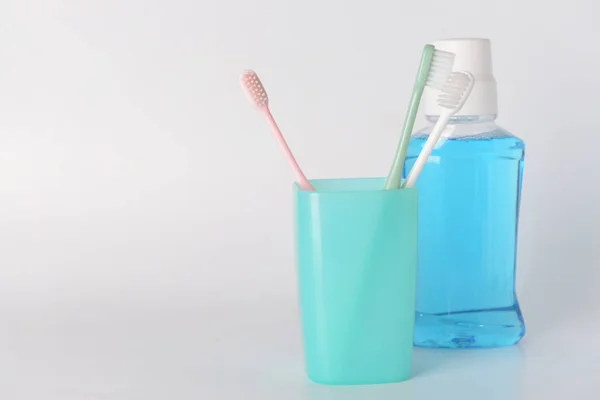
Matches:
[307,372,411,386]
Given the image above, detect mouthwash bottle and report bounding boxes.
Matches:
[404,38,525,348]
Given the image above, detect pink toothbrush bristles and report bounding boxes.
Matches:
[241,70,269,108]
[240,70,315,192]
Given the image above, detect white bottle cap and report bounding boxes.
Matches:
[423,38,498,117]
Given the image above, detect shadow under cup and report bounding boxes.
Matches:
[294,177,417,385]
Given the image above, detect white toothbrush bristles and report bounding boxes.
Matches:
[438,71,475,110]
[426,49,455,90]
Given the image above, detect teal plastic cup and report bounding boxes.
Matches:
[294,177,417,385]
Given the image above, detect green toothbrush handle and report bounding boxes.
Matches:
[384,85,425,190]
[384,45,434,190]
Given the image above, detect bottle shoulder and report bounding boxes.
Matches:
[414,121,523,143]
[408,122,525,159]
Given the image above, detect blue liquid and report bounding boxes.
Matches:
[405,132,526,348]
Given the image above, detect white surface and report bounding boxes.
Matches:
[0,0,599,399]
[3,299,600,399]
[423,38,498,116]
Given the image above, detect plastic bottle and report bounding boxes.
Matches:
[404,38,526,348]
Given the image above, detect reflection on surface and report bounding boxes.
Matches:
[301,346,524,400]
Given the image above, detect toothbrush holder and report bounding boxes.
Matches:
[294,177,417,385]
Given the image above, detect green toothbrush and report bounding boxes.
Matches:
[384,45,455,190]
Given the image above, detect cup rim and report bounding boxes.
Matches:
[294,177,417,195]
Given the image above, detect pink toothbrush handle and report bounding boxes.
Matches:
[262,108,315,191]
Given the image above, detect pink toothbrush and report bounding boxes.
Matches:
[240,70,315,192]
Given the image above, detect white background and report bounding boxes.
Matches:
[0,0,599,399]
